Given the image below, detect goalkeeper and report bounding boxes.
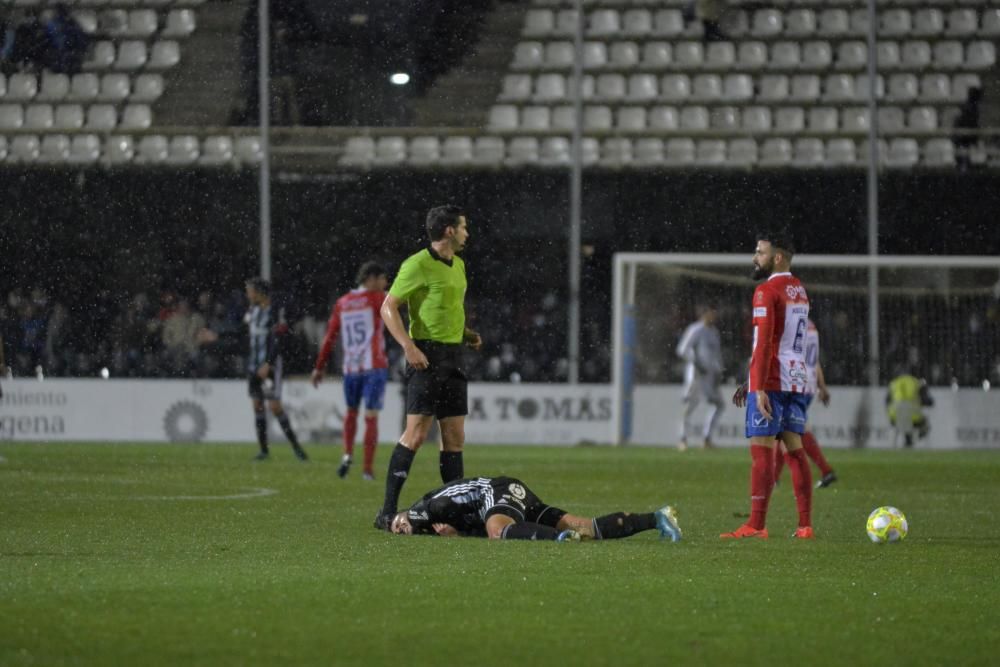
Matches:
[886,370,934,447]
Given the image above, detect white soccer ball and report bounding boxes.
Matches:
[866,506,908,544]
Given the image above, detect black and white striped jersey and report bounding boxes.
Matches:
[405,477,503,536]
[246,304,279,373]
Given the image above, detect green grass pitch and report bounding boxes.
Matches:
[1,442,998,666]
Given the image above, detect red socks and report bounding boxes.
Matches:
[749,444,774,530]
[363,416,378,474]
[786,448,813,528]
[772,441,786,485]
[801,431,833,476]
[343,409,359,457]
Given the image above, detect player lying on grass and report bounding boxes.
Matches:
[387,476,682,542]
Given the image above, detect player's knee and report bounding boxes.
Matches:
[485,515,513,539]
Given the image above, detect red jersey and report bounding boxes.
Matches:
[315,289,388,374]
[749,272,810,393]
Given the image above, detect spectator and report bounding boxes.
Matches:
[953,87,983,172]
[43,4,89,74]
[10,10,48,71]
[683,0,729,42]
[161,298,206,376]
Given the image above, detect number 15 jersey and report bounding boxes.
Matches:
[749,272,810,393]
[315,288,388,375]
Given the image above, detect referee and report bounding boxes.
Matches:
[375,204,482,529]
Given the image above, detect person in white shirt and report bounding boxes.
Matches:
[676,305,724,450]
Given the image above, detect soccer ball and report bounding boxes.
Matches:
[866,506,908,543]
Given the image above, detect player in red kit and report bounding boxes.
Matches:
[312,262,390,480]
[773,318,838,489]
[722,233,815,539]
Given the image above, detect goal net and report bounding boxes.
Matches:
[611,254,1000,448]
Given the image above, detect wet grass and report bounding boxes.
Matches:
[1,443,998,666]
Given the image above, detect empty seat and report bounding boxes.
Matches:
[785,9,816,37]
[538,137,570,167]
[131,73,164,102]
[710,106,740,130]
[38,135,70,163]
[789,75,820,102]
[6,73,37,101]
[696,140,726,165]
[837,42,867,70]
[373,137,406,165]
[802,41,832,69]
[728,138,758,166]
[842,107,869,133]
[500,75,532,101]
[923,138,955,166]
[706,42,735,68]
[408,137,440,165]
[742,106,772,132]
[595,73,626,101]
[127,9,158,37]
[550,106,575,131]
[919,74,950,102]
[738,42,767,70]
[907,107,938,131]
[770,42,800,69]
[752,10,783,37]
[54,104,84,129]
[120,104,151,129]
[886,138,919,167]
[343,137,379,166]
[758,75,789,102]
[67,134,101,165]
[600,137,632,167]
[793,138,825,166]
[84,41,115,70]
[901,41,931,68]
[881,9,911,37]
[967,42,996,69]
[235,136,263,165]
[660,74,691,102]
[946,9,978,37]
[163,9,197,38]
[673,42,703,68]
[9,135,40,163]
[856,74,885,100]
[849,9,871,36]
[523,9,554,36]
[933,41,964,69]
[679,106,709,130]
[888,74,918,102]
[589,9,621,36]
[85,103,117,129]
[68,73,99,102]
[632,138,664,166]
[136,135,168,164]
[818,9,850,37]
[581,42,607,69]
[759,138,792,166]
[983,9,1000,37]
[439,136,473,165]
[616,106,646,131]
[610,42,640,68]
[73,10,99,35]
[98,74,130,102]
[37,72,70,101]
[691,74,722,101]
[488,105,518,130]
[583,105,613,130]
[912,9,944,36]
[626,74,657,101]
[878,107,905,133]
[809,107,838,132]
[622,9,652,36]
[555,9,582,36]
[520,106,550,130]
[513,42,544,69]
[653,9,684,37]
[826,139,856,166]
[24,104,53,129]
[102,9,129,36]
[775,107,805,131]
[642,42,672,69]
[953,74,982,102]
[114,40,147,70]
[149,41,181,69]
[663,138,695,166]
[535,73,567,101]
[824,74,855,102]
[878,42,901,69]
[723,74,753,101]
[648,106,679,129]
[505,137,539,165]
[0,104,24,129]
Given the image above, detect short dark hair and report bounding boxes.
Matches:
[246,277,271,295]
[356,261,386,285]
[757,231,795,258]
[425,204,465,241]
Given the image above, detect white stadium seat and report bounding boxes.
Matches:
[439,136,473,165]
[163,9,197,38]
[933,42,964,69]
[99,74,130,102]
[752,10,783,37]
[622,9,652,37]
[785,9,816,37]
[131,74,164,103]
[616,106,646,131]
[824,74,856,102]
[881,9,911,37]
[102,9,129,37]
[953,74,982,102]
[878,107,905,133]
[664,138,695,166]
[373,137,406,165]
[691,74,722,102]
[809,107,839,133]
[742,106,772,132]
[679,106,709,130]
[723,74,753,101]
[923,139,955,166]
[550,106,575,131]
[544,42,574,69]
[770,42,800,69]
[967,42,996,70]
[38,134,71,163]
[105,135,136,165]
[595,73,626,101]
[0,104,24,129]
[878,42,901,69]
[842,107,869,133]
[627,74,658,101]
[86,104,118,130]
[341,137,374,166]
[901,41,932,68]
[912,9,944,37]
[653,9,684,37]
[0,74,5,98]
[789,75,820,102]
[505,137,539,165]
[632,138,664,166]
[610,42,640,68]
[584,105,613,130]
[728,139,758,167]
[919,74,950,102]
[589,10,620,37]
[520,106,550,130]
[775,107,805,132]
[648,106,679,130]
[983,10,1000,37]
[6,73,37,101]
[115,40,148,70]
[856,74,885,100]
[759,138,792,167]
[523,9,554,36]
[710,106,739,130]
[888,74,918,102]
[67,134,101,165]
[849,10,871,37]
[136,135,169,164]
[758,75,789,102]
[24,104,54,130]
[500,75,532,101]
[907,107,938,131]
[538,137,569,167]
[826,139,856,166]
[408,137,440,165]
[696,140,727,165]
[802,41,832,69]
[706,42,735,68]
[37,72,70,102]
[68,73,99,102]
[488,105,518,130]
[9,135,40,163]
[946,9,978,37]
[793,138,825,167]
[235,136,263,165]
[120,104,152,129]
[554,10,581,37]
[818,9,849,37]
[642,42,672,69]
[660,74,691,102]
[513,42,544,69]
[127,9,158,38]
[886,138,919,167]
[673,42,703,68]
[600,137,632,167]
[738,42,767,70]
[581,42,607,69]
[149,41,181,69]
[54,104,84,130]
[535,73,567,102]
[837,42,867,70]
[84,40,115,70]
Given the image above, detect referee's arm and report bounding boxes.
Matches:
[381,293,429,370]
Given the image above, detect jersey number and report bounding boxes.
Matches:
[344,319,367,347]
[792,318,807,353]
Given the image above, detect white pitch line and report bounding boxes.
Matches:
[135,487,279,501]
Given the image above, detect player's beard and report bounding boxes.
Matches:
[751,260,772,281]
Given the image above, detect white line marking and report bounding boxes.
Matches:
[135,487,279,501]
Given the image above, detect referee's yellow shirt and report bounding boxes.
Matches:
[388,248,467,344]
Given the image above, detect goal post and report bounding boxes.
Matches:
[611,253,1000,447]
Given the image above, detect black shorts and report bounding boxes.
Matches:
[484,477,567,528]
[405,340,467,420]
[247,366,282,402]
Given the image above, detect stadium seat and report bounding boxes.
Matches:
[849,10,871,37]
[163,9,197,38]
[488,105,518,130]
[235,136,263,165]
[825,139,856,166]
[642,42,672,69]
[723,74,753,101]
[878,42,902,69]
[881,9,911,37]
[775,107,805,132]
[543,42,573,69]
[660,74,691,102]
[584,106,613,130]
[710,106,740,130]
[738,42,767,70]
[742,106,772,132]
[0,104,24,129]
[538,136,570,167]
[983,9,1000,37]
[673,42,703,68]
[54,104,84,130]
[923,139,955,166]
[513,42,544,70]
[789,75,820,102]
[691,74,722,102]
[953,74,982,102]
[818,9,850,37]
[68,73,99,102]
[9,135,40,163]
[648,105,679,129]
[907,107,938,131]
[500,75,532,102]
[728,138,758,167]
[149,41,181,70]
[616,106,646,131]
[120,104,152,129]
[38,134,70,163]
[632,138,664,166]
[663,138,695,166]
[67,134,101,165]
[919,74,950,102]
[373,137,406,165]
[679,106,709,130]
[886,138,919,167]
[581,42,607,69]
[837,42,867,70]
[967,42,996,69]
[802,41,832,69]
[523,9,554,36]
[165,135,199,165]
[520,106,550,131]
[696,139,727,165]
[622,9,652,37]
[127,9,158,38]
[197,136,233,166]
[554,10,581,37]
[505,137,539,165]
[758,75,789,102]
[841,107,869,133]
[37,72,70,102]
[611,42,641,68]
[535,73,567,102]
[6,73,37,101]
[785,9,817,37]
[131,73,164,102]
[770,42,800,70]
[809,107,838,133]
[759,138,792,166]
[85,103,117,130]
[888,74,918,102]
[946,9,978,37]
[706,42,735,68]
[105,134,135,165]
[439,136,473,165]
[72,9,98,35]
[752,10,783,37]
[901,41,931,69]
[84,40,115,70]
[115,40,148,70]
[600,137,632,167]
[102,9,129,36]
[340,137,375,166]
[653,9,684,37]
[856,74,885,100]
[912,9,944,36]
[589,9,620,37]
[793,138,825,167]
[878,107,905,133]
[550,106,574,131]
[933,42,964,69]
[595,73,626,101]
[408,136,440,165]
[24,104,54,130]
[824,74,856,102]
[136,135,168,164]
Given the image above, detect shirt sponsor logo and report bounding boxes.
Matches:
[786,285,807,300]
[509,483,527,500]
[753,307,767,318]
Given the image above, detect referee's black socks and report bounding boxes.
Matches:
[381,442,415,515]
[593,512,656,539]
[439,451,463,483]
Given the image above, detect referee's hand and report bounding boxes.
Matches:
[405,343,430,370]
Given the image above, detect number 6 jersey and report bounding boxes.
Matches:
[749,272,810,393]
